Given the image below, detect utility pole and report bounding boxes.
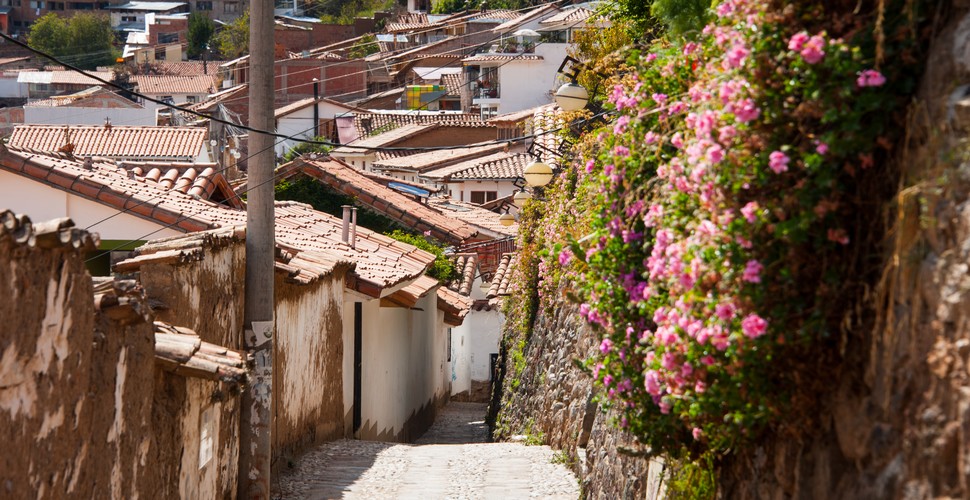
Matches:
[239,0,275,494]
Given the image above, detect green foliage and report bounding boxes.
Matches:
[315,0,396,24]
[274,176,406,235]
[665,456,717,499]
[384,230,456,282]
[187,13,216,59]
[348,34,379,59]
[281,137,332,164]
[28,13,118,70]
[212,10,249,59]
[431,0,468,14]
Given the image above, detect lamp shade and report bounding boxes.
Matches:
[513,190,532,204]
[524,160,554,187]
[554,82,589,112]
[499,213,516,226]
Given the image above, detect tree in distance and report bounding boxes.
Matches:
[28,13,118,70]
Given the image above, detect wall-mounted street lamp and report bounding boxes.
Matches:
[554,82,589,112]
[512,189,532,205]
[499,212,516,227]
[523,160,554,187]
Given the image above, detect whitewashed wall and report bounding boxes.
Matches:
[0,170,182,241]
[495,44,570,115]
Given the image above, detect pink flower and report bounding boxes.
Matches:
[645,53,658,62]
[800,34,826,64]
[741,201,759,223]
[724,43,749,68]
[558,248,572,266]
[671,133,684,149]
[644,370,662,396]
[692,427,703,440]
[706,144,724,164]
[815,141,829,155]
[668,101,688,115]
[652,93,668,105]
[741,313,768,338]
[718,125,737,143]
[742,260,763,283]
[733,98,761,122]
[659,400,671,414]
[614,115,630,134]
[423,230,432,236]
[715,302,736,320]
[827,228,850,245]
[644,131,659,144]
[768,150,790,174]
[788,32,809,51]
[683,42,699,55]
[857,69,886,87]
[600,338,613,354]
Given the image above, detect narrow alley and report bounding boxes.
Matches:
[278,403,580,499]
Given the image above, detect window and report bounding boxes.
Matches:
[186,95,197,103]
[154,47,166,60]
[121,15,136,22]
[224,1,238,13]
[196,0,211,9]
[480,105,498,119]
[28,1,44,8]
[469,191,497,204]
[158,32,178,44]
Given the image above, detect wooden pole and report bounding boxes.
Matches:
[239,0,275,494]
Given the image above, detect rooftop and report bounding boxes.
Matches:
[132,74,216,95]
[487,253,517,299]
[427,198,517,238]
[371,143,507,173]
[420,151,529,181]
[269,158,479,244]
[8,125,207,161]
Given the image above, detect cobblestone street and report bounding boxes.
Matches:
[278,403,580,499]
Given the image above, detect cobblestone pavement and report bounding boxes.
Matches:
[278,403,579,499]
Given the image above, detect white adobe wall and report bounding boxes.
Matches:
[0,170,182,241]
[496,44,570,115]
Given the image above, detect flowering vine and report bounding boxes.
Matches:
[553,0,908,458]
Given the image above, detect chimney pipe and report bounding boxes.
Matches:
[350,207,358,249]
[341,205,351,243]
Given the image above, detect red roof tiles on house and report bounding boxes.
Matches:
[271,158,478,244]
[132,74,216,96]
[8,125,207,161]
[419,151,529,181]
[487,253,517,299]
[448,253,478,296]
[461,54,543,63]
[437,286,472,326]
[371,143,507,173]
[350,112,487,139]
[428,199,517,238]
[154,320,247,383]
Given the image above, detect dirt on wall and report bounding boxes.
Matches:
[0,218,159,498]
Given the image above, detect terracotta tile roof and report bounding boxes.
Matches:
[154,320,247,383]
[386,12,434,32]
[24,86,135,108]
[489,103,554,125]
[349,112,487,141]
[486,253,517,298]
[271,158,478,244]
[449,152,529,180]
[0,56,31,67]
[132,74,216,95]
[384,274,438,308]
[187,83,247,113]
[331,123,436,154]
[448,253,478,296]
[420,151,528,181]
[462,54,543,63]
[0,210,100,251]
[125,163,243,209]
[491,3,561,33]
[428,198,517,238]
[437,285,472,326]
[52,70,114,85]
[371,143,507,173]
[8,125,207,161]
[144,60,228,76]
[0,146,242,233]
[532,104,566,164]
[442,72,463,97]
[539,6,595,25]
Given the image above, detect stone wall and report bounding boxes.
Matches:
[490,283,663,499]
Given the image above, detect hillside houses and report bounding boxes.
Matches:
[0,2,599,495]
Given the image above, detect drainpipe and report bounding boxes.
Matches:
[341,205,351,243]
[350,207,358,249]
[312,77,320,138]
